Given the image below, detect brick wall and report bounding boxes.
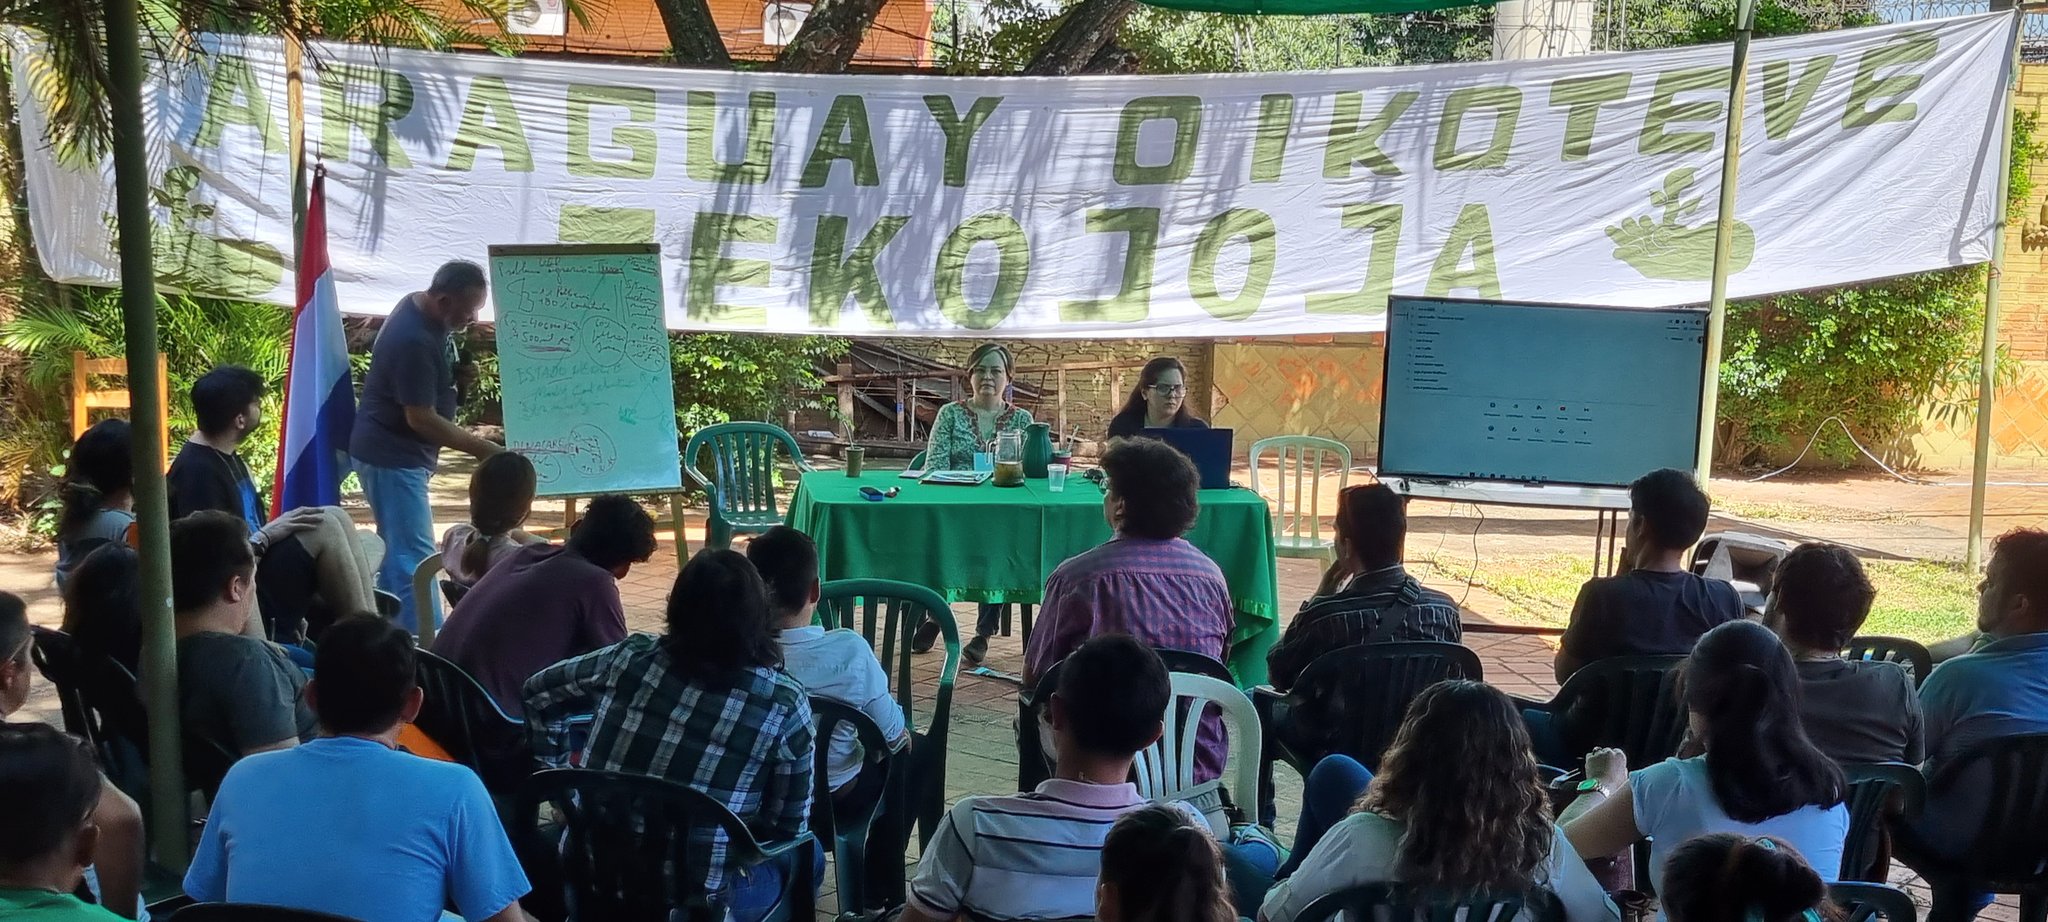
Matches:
[869,337,1216,444]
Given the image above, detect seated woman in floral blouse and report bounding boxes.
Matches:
[915,342,1033,666]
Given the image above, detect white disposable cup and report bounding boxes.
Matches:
[1048,464,1068,492]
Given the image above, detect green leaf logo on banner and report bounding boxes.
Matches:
[1606,168,1755,281]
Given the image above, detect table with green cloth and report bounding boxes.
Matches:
[787,470,1282,686]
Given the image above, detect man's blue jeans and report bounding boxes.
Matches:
[354,459,434,632]
[1278,754,1376,879]
[726,840,825,922]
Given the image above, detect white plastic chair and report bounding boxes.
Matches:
[1135,673,1261,838]
[1249,435,1353,560]
[412,553,445,647]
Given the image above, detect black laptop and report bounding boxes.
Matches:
[1143,427,1234,490]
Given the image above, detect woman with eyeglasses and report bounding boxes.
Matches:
[914,342,1034,665]
[1106,357,1207,440]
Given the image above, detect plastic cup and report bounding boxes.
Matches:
[973,451,993,472]
[1048,463,1068,492]
[845,446,865,477]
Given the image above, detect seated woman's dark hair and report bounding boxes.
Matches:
[1098,804,1235,922]
[0,722,103,875]
[567,495,658,571]
[662,549,781,680]
[1099,438,1201,540]
[1358,679,1554,894]
[62,543,143,673]
[60,418,132,540]
[1684,620,1845,823]
[1661,834,1841,922]
[462,452,538,577]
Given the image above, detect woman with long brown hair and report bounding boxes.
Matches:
[1106,356,1207,439]
[1098,804,1237,922]
[437,451,546,587]
[1258,681,1618,922]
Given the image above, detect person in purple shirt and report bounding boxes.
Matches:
[1025,436,1234,781]
[432,495,656,716]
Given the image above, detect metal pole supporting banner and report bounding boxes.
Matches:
[1967,12,2023,573]
[1696,0,1758,486]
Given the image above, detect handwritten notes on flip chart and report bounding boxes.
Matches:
[488,244,683,497]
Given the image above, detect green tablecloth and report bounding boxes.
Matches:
[787,470,1281,685]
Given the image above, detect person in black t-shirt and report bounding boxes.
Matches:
[1554,468,1743,684]
[1105,356,1210,440]
[167,366,382,642]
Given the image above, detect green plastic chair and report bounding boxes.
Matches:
[1248,435,1352,560]
[683,422,814,550]
[816,578,959,904]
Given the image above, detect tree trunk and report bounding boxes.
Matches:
[1082,39,1139,74]
[775,0,893,73]
[1023,0,1137,75]
[651,0,735,68]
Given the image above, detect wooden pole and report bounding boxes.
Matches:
[1694,0,1757,485]
[1968,13,2024,572]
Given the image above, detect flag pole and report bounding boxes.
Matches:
[1695,0,1757,485]
[1967,10,2023,573]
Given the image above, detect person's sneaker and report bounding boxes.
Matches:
[911,618,941,654]
[962,633,990,667]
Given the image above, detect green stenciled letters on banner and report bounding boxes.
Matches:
[567,84,655,179]
[810,214,908,326]
[559,204,656,244]
[1253,94,1294,183]
[687,91,775,185]
[318,65,414,168]
[802,95,880,188]
[1435,86,1521,171]
[688,212,776,325]
[1761,56,1836,141]
[447,76,533,172]
[1639,67,1727,156]
[194,55,283,154]
[924,95,1002,187]
[1844,33,1938,129]
[935,213,1030,331]
[1324,90,1419,179]
[1115,97,1202,185]
[1549,73,1629,163]
[1426,203,1501,298]
[1305,203,1403,315]
[1189,208,1277,321]
[1059,208,1160,323]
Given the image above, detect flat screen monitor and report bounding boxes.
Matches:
[1378,296,1708,489]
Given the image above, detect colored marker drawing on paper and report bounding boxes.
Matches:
[520,424,619,484]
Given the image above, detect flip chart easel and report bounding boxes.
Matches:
[487,243,689,564]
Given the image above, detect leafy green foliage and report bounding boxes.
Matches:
[669,334,842,435]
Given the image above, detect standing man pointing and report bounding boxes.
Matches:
[351,261,502,632]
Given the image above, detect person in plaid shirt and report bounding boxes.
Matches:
[522,548,815,921]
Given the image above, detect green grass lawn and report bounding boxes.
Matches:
[1410,552,1978,645]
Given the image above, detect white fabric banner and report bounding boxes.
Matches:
[8,13,2015,338]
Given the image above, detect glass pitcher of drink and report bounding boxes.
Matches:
[993,430,1026,487]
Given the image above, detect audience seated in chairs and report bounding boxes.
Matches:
[1763,543,1923,764]
[1098,804,1237,922]
[1257,680,1618,922]
[1661,834,1840,922]
[184,614,533,922]
[1023,437,1233,782]
[52,420,135,593]
[1897,528,2048,916]
[438,451,547,589]
[165,512,316,757]
[0,722,134,922]
[169,365,385,643]
[1562,620,1848,888]
[2,593,143,921]
[1265,483,1462,692]
[1555,468,1743,684]
[433,494,654,717]
[746,525,909,793]
[60,545,142,678]
[522,549,814,922]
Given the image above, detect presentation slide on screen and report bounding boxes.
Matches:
[1380,297,1707,488]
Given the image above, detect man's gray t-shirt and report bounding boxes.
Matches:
[349,296,457,471]
[172,631,317,752]
[1795,658,1923,764]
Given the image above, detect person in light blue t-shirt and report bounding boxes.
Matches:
[185,615,532,922]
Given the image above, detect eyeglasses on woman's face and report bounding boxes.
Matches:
[1149,384,1187,397]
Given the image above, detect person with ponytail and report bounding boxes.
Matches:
[1661,834,1841,922]
[1098,805,1236,922]
[1563,620,1849,890]
[53,420,136,590]
[438,452,545,587]
[1105,356,1208,440]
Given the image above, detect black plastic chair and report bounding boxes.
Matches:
[1895,733,2048,922]
[514,768,816,922]
[808,699,899,918]
[412,650,532,798]
[1831,882,1919,922]
[29,626,152,796]
[1841,762,1927,882]
[816,580,958,848]
[171,904,364,922]
[1016,649,1236,791]
[1522,654,1688,772]
[1843,636,1934,689]
[1296,882,1564,922]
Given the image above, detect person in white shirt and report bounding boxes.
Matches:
[747,526,908,791]
[1258,680,1618,922]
